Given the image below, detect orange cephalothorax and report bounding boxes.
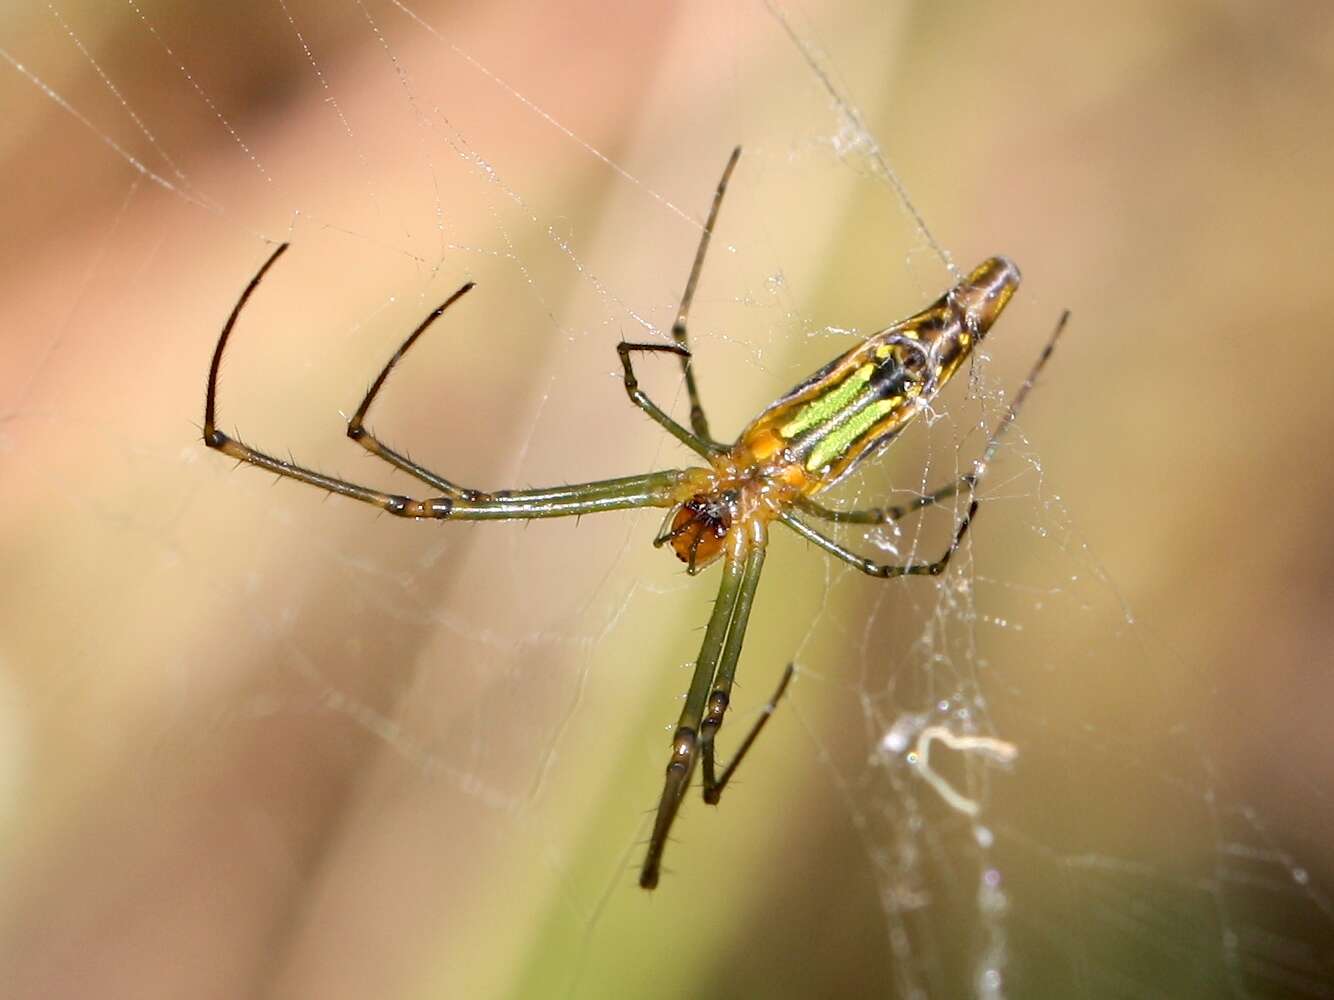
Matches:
[657,492,735,573]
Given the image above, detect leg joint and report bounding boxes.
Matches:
[701,690,729,738]
[667,726,697,776]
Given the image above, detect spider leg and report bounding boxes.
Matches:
[207,426,682,520]
[205,244,684,520]
[669,145,740,447]
[342,295,682,507]
[794,474,975,526]
[971,308,1070,476]
[777,503,978,579]
[702,662,794,805]
[345,282,480,497]
[617,341,722,458]
[697,534,766,796]
[640,523,766,889]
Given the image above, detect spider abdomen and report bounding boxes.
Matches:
[735,256,1021,490]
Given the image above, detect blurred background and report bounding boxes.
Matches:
[3,1,1333,997]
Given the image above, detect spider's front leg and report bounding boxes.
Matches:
[640,520,767,890]
[204,243,692,523]
[343,280,481,498]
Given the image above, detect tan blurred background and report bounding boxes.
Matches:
[3,2,1333,998]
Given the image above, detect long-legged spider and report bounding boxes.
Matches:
[204,148,1066,889]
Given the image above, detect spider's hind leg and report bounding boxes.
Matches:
[795,474,976,528]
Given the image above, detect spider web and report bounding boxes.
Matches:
[3,2,1332,997]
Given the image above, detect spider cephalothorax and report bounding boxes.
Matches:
[204,146,1066,890]
[657,491,735,572]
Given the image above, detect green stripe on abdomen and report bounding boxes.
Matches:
[779,363,874,439]
[804,397,895,471]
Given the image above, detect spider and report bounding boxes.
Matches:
[203,147,1067,890]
